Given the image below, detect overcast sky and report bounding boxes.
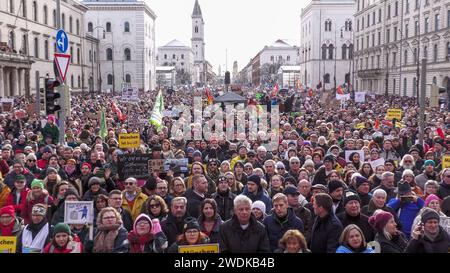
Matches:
[150,0,309,75]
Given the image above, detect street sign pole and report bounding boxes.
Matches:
[418,58,427,147]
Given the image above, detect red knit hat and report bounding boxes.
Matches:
[0,205,15,218]
[369,210,393,232]
[82,162,92,170]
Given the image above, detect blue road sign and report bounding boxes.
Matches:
[56,29,68,53]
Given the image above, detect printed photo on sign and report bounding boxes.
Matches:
[64,201,94,224]
[345,150,365,163]
[164,158,189,173]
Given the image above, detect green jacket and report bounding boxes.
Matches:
[42,124,60,144]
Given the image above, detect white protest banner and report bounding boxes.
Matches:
[355,91,366,103]
[370,158,385,170]
[64,201,94,224]
[336,93,351,100]
[440,216,450,236]
[122,87,139,102]
[345,150,365,162]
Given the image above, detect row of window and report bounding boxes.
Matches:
[356,42,450,70]
[164,54,185,60]
[6,0,80,35]
[87,22,130,33]
[323,19,353,32]
[106,74,131,84]
[321,44,354,60]
[7,31,85,63]
[269,55,292,62]
[105,48,131,61]
[357,0,430,14]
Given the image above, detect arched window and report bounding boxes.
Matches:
[77,48,80,64]
[328,44,334,60]
[172,54,176,59]
[69,16,73,33]
[9,0,14,13]
[124,48,131,60]
[124,22,130,32]
[322,44,327,59]
[43,6,48,25]
[61,13,65,29]
[403,78,407,96]
[34,37,39,58]
[125,74,131,83]
[89,50,92,62]
[76,19,80,35]
[44,40,49,60]
[324,73,330,83]
[164,54,167,59]
[433,76,437,85]
[106,48,113,61]
[287,55,290,62]
[70,47,73,63]
[53,10,57,27]
[22,0,27,18]
[107,74,113,85]
[32,1,38,21]
[342,44,348,59]
[413,48,417,63]
[270,55,274,61]
[88,22,93,32]
[21,34,27,54]
[181,54,184,59]
[8,31,15,51]
[433,44,438,62]
[106,22,111,32]
[447,42,450,60]
[195,26,198,33]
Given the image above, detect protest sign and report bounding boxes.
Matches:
[119,133,140,149]
[370,158,385,170]
[178,244,219,253]
[0,236,16,253]
[1,98,14,112]
[345,150,365,162]
[355,92,366,103]
[117,154,153,180]
[442,155,450,169]
[148,159,165,173]
[64,201,94,224]
[164,158,189,173]
[386,109,402,120]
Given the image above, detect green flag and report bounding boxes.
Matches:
[100,108,107,140]
[150,90,164,131]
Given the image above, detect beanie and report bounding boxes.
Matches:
[355,176,369,189]
[397,181,412,196]
[328,180,345,194]
[343,191,361,207]
[368,211,393,232]
[64,188,81,201]
[402,169,415,178]
[251,201,266,215]
[46,167,58,175]
[53,223,72,236]
[424,160,435,167]
[15,174,26,181]
[31,204,47,216]
[183,217,200,232]
[0,205,15,218]
[88,177,102,187]
[81,162,92,170]
[133,213,153,232]
[31,179,44,189]
[193,150,202,157]
[247,174,261,187]
[421,209,440,223]
[425,194,441,207]
[323,154,335,163]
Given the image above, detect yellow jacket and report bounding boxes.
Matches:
[0,184,11,208]
[230,156,247,170]
[122,189,148,222]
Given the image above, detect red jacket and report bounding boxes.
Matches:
[42,236,83,253]
[0,160,9,177]
[5,188,30,216]
[21,191,54,225]
[36,159,48,170]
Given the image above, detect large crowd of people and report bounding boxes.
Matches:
[0,86,449,253]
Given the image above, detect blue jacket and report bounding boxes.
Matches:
[242,185,272,214]
[336,245,374,253]
[263,207,305,252]
[387,197,425,239]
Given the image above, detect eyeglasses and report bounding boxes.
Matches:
[185,230,199,235]
[102,216,116,220]
[277,167,284,170]
[209,163,217,166]
[248,155,255,158]
[245,167,252,170]
[125,182,134,186]
[149,204,161,209]
[291,162,300,164]
[403,160,412,163]
[27,159,36,162]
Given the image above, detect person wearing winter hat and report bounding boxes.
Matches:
[167,217,209,253]
[42,223,83,253]
[0,205,23,238]
[337,191,375,242]
[230,145,248,170]
[354,176,372,207]
[127,214,168,253]
[283,186,313,243]
[415,159,438,192]
[400,169,424,198]
[406,208,450,253]
[21,179,53,225]
[82,176,108,202]
[369,210,408,253]
[51,187,81,226]
[41,115,60,144]
[387,181,425,239]
[328,180,347,215]
[410,194,446,235]
[242,174,272,214]
[312,154,335,186]
[17,203,52,253]
[251,200,267,223]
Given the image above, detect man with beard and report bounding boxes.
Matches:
[398,154,420,176]
[371,172,397,202]
[161,196,190,246]
[206,158,220,184]
[409,147,424,173]
[313,155,336,186]
[327,180,346,215]
[415,160,438,191]
[380,139,400,162]
[384,159,402,184]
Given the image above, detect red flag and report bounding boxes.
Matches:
[336,85,344,95]
[271,83,279,97]
[112,102,126,122]
[308,88,313,97]
[205,88,213,105]
[374,118,380,130]
[437,127,445,139]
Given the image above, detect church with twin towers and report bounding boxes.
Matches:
[157,0,213,86]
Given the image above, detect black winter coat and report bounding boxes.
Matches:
[183,189,208,219]
[161,213,190,246]
[309,213,343,253]
[263,208,304,252]
[212,190,236,221]
[375,232,408,253]
[292,205,313,243]
[405,227,450,253]
[336,212,375,242]
[219,214,270,253]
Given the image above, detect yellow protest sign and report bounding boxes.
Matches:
[386,109,402,120]
[119,133,140,149]
[0,236,17,253]
[355,123,365,129]
[178,244,219,253]
[442,155,450,169]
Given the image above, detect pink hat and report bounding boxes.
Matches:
[369,211,393,232]
[48,114,56,122]
[425,194,441,207]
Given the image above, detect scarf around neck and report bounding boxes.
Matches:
[127,230,154,253]
[93,223,121,253]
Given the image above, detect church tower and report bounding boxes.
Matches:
[191,0,205,66]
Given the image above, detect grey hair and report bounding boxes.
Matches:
[234,195,252,207]
[373,189,387,198]
[381,171,394,180]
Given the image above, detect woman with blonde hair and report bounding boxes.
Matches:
[170,177,186,197]
[275,229,310,253]
[224,172,244,195]
[336,224,374,253]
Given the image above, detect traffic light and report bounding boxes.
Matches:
[225,71,230,85]
[45,79,61,114]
